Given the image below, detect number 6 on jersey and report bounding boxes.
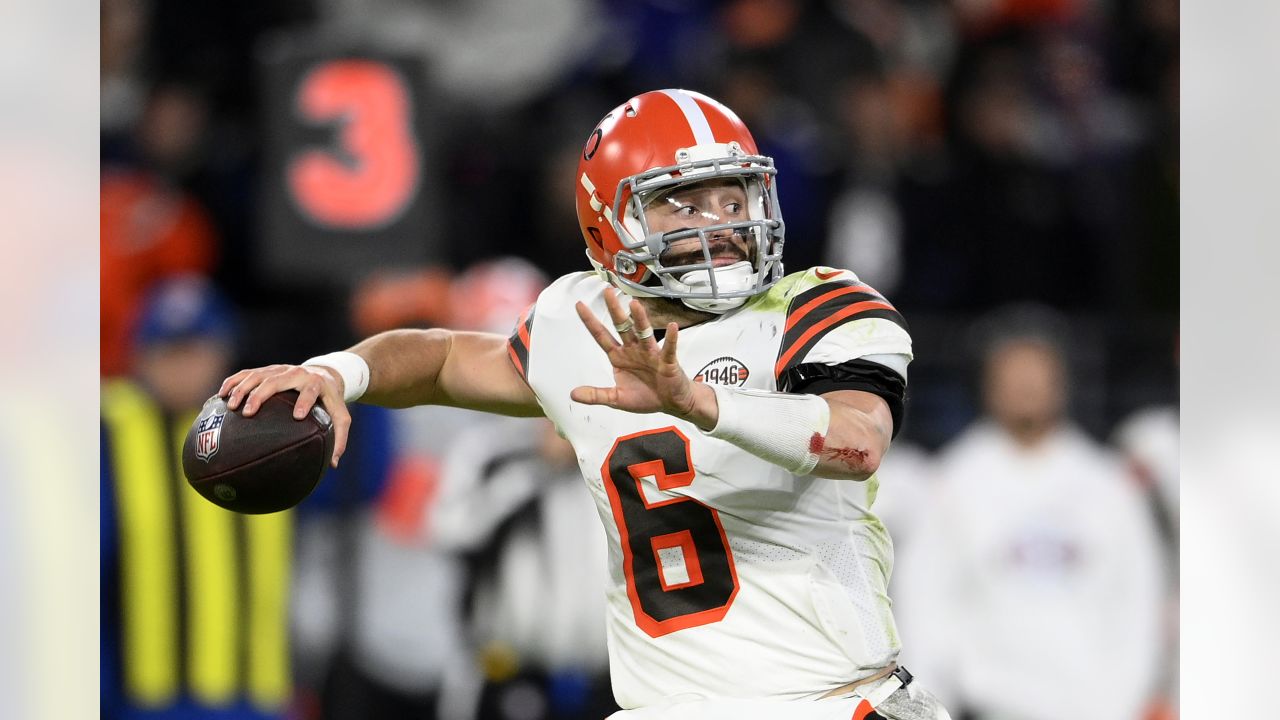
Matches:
[602,427,739,637]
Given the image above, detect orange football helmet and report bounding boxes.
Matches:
[575,89,785,313]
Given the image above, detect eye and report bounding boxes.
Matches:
[724,201,743,215]
[674,204,699,217]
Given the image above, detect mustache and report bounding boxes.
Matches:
[703,237,748,257]
[660,239,747,267]
[661,233,750,262]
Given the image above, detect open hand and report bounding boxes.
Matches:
[571,289,716,428]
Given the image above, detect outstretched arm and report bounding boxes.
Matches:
[573,289,892,480]
[219,329,541,466]
[351,329,541,415]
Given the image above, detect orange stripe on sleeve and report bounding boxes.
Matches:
[784,284,876,332]
[517,308,532,349]
[774,300,897,377]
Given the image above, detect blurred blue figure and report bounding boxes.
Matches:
[101,276,294,720]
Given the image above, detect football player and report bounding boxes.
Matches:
[222,89,950,720]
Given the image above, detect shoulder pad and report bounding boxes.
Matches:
[771,266,910,381]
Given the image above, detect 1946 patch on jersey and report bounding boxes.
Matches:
[693,356,750,387]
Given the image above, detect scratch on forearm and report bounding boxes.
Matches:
[810,433,871,472]
[824,446,870,470]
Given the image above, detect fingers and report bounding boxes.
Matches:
[576,301,620,353]
[218,369,254,399]
[660,323,680,365]
[223,365,284,411]
[223,365,319,417]
[285,365,351,466]
[293,383,322,420]
[630,300,656,346]
[240,370,295,416]
[602,288,630,329]
[570,385,617,407]
[330,411,351,467]
[223,364,352,467]
[319,382,352,468]
[578,291,662,351]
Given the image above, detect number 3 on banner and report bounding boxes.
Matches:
[602,427,739,638]
[288,59,420,230]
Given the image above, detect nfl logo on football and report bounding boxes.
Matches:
[196,411,226,462]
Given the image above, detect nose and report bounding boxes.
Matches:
[702,215,734,238]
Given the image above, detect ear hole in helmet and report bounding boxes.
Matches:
[624,104,637,117]
[586,226,605,254]
[583,128,603,161]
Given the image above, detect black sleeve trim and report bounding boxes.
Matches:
[778,358,907,439]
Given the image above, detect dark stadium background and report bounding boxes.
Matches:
[100,0,1178,718]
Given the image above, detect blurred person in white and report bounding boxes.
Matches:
[101,276,294,720]
[895,306,1164,720]
[1113,389,1178,535]
[1112,334,1179,720]
[220,89,950,720]
[289,258,549,720]
[428,416,615,720]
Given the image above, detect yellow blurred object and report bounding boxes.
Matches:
[102,379,293,712]
[102,381,182,706]
[479,642,522,683]
[245,511,293,708]
[176,414,241,706]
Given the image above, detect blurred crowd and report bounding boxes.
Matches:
[100,1,1178,720]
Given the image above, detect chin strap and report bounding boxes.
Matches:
[680,295,748,314]
[673,261,755,314]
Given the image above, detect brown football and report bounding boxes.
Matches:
[182,391,334,514]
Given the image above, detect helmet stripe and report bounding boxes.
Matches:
[580,172,613,221]
[659,89,716,146]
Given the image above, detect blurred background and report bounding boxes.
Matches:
[99,1,1178,720]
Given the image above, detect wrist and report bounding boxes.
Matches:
[302,351,370,403]
[309,365,345,396]
[678,383,720,431]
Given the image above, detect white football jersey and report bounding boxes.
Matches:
[507,267,913,709]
